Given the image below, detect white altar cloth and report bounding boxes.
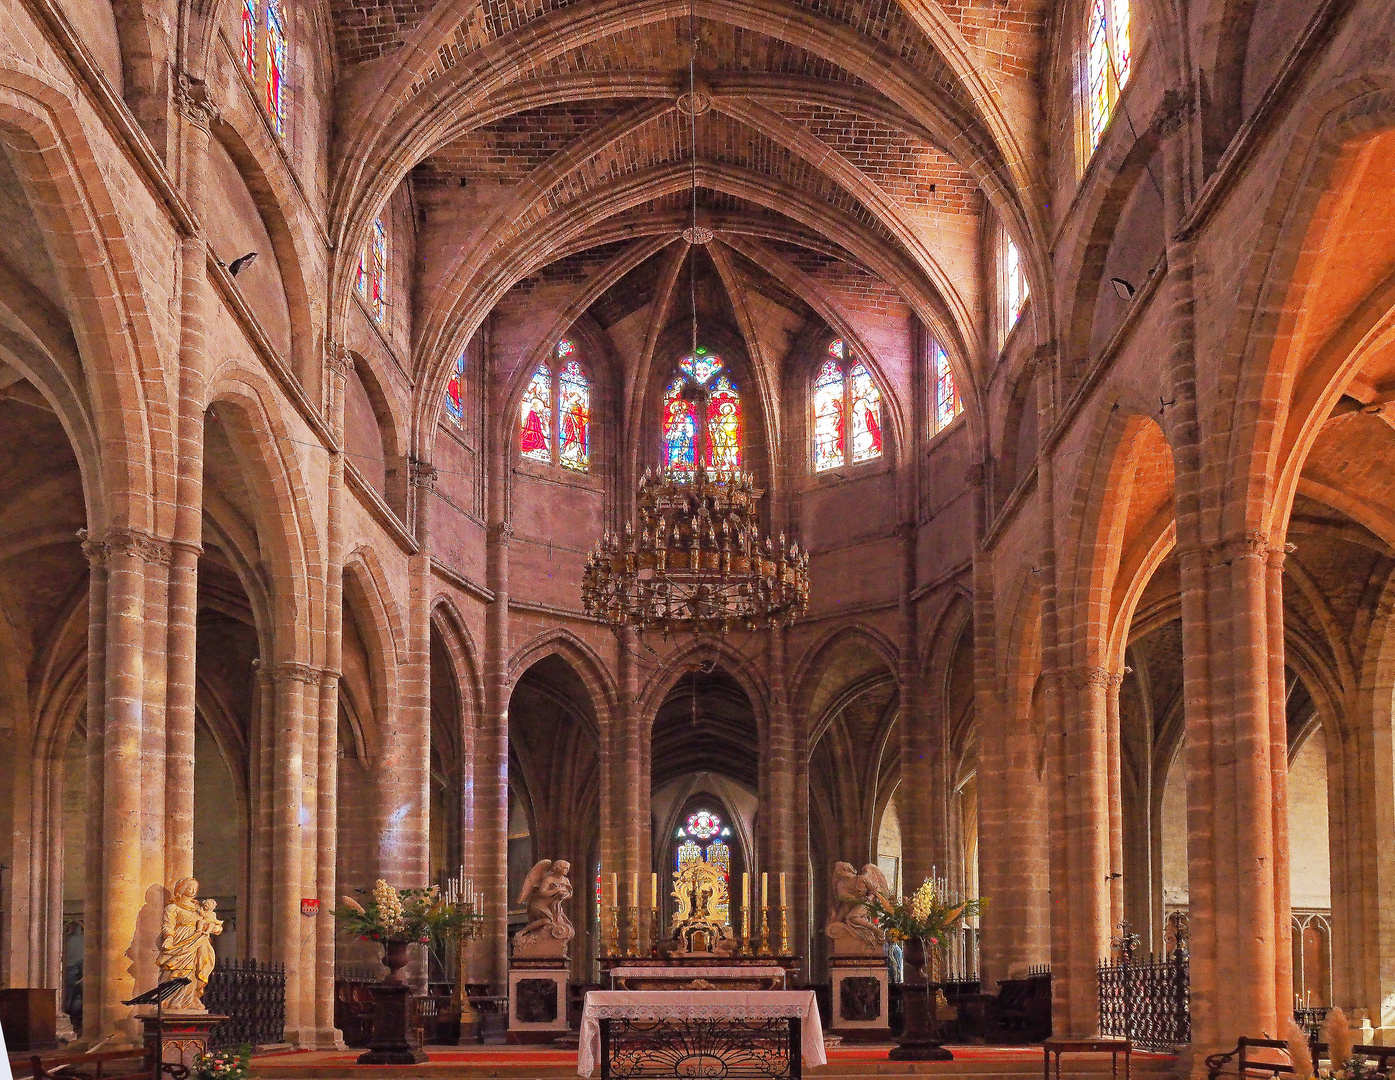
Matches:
[578,990,826,1077]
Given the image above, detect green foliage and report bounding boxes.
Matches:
[334,879,482,944]
[191,1045,250,1080]
[865,879,985,944]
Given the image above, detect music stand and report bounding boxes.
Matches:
[122,980,190,1080]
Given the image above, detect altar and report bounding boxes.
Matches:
[578,990,826,1078]
[605,963,790,990]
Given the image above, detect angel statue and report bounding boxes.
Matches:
[825,861,888,956]
[512,859,575,958]
[156,877,224,1011]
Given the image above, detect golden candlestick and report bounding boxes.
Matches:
[650,907,660,954]
[626,905,640,957]
[778,905,790,955]
[605,903,621,956]
[758,904,772,956]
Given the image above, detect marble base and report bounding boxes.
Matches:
[508,964,569,1035]
[828,960,889,1036]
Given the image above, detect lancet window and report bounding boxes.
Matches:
[1006,238,1029,332]
[661,349,741,474]
[444,352,466,429]
[242,0,257,76]
[1086,0,1131,155]
[813,339,883,472]
[931,339,962,434]
[520,340,590,471]
[266,0,287,135]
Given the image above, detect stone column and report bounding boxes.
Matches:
[761,627,800,955]
[481,520,511,987]
[1106,670,1126,932]
[165,74,216,885]
[82,530,148,1037]
[270,662,316,1041]
[81,544,108,1041]
[615,627,646,939]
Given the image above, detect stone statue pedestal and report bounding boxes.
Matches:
[140,1012,227,1071]
[507,958,570,1042]
[828,956,890,1040]
[356,984,427,1064]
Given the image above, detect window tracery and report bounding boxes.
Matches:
[662,349,741,475]
[370,218,387,323]
[813,339,883,472]
[241,0,257,77]
[519,340,591,471]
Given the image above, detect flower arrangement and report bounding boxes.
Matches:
[334,879,482,944]
[191,1045,250,1080]
[865,879,985,948]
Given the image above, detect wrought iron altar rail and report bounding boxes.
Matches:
[203,959,286,1050]
[599,1017,802,1080]
[1097,948,1189,1051]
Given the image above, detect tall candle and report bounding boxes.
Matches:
[651,872,658,908]
[610,872,619,907]
[780,873,787,906]
[742,873,750,928]
[761,872,768,907]
[632,872,640,908]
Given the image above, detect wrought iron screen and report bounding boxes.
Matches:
[600,1017,802,1080]
[204,959,287,1050]
[1097,948,1189,1051]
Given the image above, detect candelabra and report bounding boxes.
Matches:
[442,871,486,1034]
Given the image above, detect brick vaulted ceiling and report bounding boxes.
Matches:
[328,0,1049,389]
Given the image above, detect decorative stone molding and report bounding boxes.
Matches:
[1155,90,1190,137]
[489,521,515,544]
[326,343,354,380]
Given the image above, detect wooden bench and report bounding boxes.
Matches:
[1205,1037,1395,1080]
[1043,1038,1132,1080]
[10,1046,153,1080]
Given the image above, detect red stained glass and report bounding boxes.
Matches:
[704,375,741,471]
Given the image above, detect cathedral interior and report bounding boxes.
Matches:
[0,0,1393,1064]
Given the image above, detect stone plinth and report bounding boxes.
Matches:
[140,1012,228,1071]
[508,959,570,1042]
[828,958,889,1040]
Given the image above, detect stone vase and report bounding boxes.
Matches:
[379,938,413,985]
[890,938,952,1061]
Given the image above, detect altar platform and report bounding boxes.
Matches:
[247,1043,1180,1080]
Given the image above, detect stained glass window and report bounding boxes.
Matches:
[1006,238,1029,329]
[520,364,552,462]
[663,380,698,473]
[932,340,960,433]
[1086,0,1131,157]
[704,375,742,471]
[266,0,286,136]
[371,218,387,323]
[849,363,882,463]
[680,349,724,384]
[814,342,882,470]
[1087,0,1110,149]
[445,352,465,429]
[242,0,257,77]
[1112,0,1131,88]
[813,358,845,473]
[558,359,590,471]
[675,810,733,926]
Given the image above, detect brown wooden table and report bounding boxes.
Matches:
[1043,1037,1132,1080]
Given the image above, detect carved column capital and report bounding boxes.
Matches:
[79,527,172,566]
[326,343,354,380]
[489,521,515,544]
[1155,90,1190,136]
[272,661,322,686]
[175,72,218,130]
[408,460,439,489]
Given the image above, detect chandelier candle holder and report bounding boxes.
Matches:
[582,467,810,637]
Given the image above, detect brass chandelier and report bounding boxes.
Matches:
[582,467,810,637]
